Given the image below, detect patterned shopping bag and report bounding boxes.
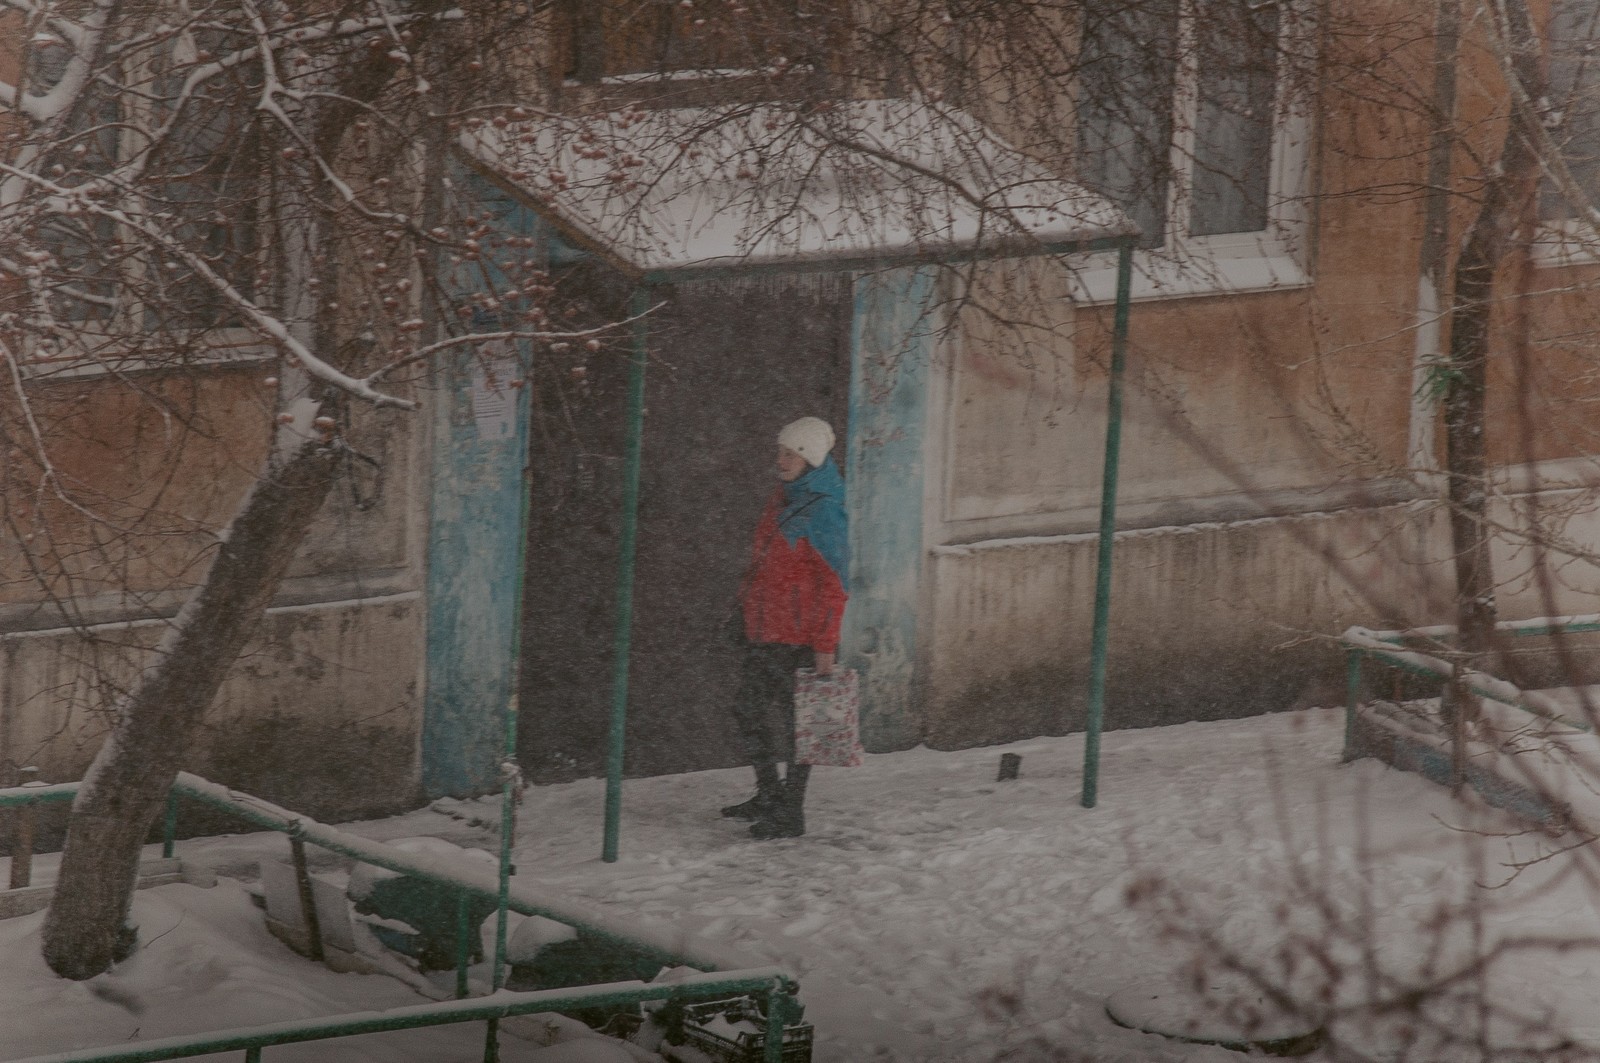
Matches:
[793,667,864,767]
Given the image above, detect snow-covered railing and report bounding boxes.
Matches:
[0,772,770,974]
[1344,624,1593,739]
[2,967,799,1063]
[0,771,77,890]
[0,772,805,1063]
[1352,613,1600,644]
[165,772,770,974]
[1338,617,1600,835]
[1341,614,1600,736]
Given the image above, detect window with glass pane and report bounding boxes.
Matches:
[1544,0,1600,222]
[1078,0,1280,248]
[146,46,262,330]
[1191,0,1278,236]
[563,0,841,83]
[1077,0,1179,249]
[30,32,260,332]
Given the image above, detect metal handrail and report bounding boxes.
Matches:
[1341,617,1600,748]
[0,773,765,974]
[2,968,797,1063]
[0,781,78,809]
[0,773,803,1063]
[1353,613,1600,645]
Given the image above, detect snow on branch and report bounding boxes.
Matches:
[0,162,414,409]
[363,306,664,386]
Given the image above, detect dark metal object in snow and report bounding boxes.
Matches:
[675,996,814,1063]
[997,753,1021,781]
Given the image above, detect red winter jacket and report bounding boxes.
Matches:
[740,491,848,653]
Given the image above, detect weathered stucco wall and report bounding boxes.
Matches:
[922,480,1600,749]
[910,5,1440,748]
[0,360,427,818]
[842,267,935,752]
[0,595,423,820]
[922,504,1453,747]
[907,2,1600,750]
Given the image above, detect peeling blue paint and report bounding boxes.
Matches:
[842,267,936,751]
[422,172,537,797]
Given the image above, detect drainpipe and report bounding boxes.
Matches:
[1081,240,1134,808]
[603,285,651,862]
[1410,0,1459,480]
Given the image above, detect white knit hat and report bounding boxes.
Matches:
[777,416,835,467]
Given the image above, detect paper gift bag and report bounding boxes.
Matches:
[793,667,864,767]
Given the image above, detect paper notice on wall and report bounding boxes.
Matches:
[469,345,519,441]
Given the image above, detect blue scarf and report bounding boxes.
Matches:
[777,455,849,590]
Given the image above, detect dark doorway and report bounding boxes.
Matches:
[520,271,851,783]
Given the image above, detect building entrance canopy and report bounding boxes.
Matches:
[457,97,1136,280]
[453,97,1137,858]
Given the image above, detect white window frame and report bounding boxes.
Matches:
[19,31,272,376]
[1534,0,1600,267]
[1070,0,1316,304]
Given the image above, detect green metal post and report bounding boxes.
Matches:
[244,1048,261,1063]
[1343,649,1364,761]
[455,891,472,999]
[483,1018,500,1063]
[763,980,793,1063]
[493,749,515,991]
[10,769,41,890]
[162,789,178,859]
[1081,241,1134,809]
[603,286,650,863]
[8,801,32,890]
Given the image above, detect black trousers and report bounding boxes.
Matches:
[733,642,813,768]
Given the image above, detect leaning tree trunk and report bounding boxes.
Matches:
[41,428,339,979]
[35,0,461,982]
[1440,0,1543,669]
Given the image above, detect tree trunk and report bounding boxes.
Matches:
[30,0,460,982]
[1441,0,1542,667]
[41,429,339,980]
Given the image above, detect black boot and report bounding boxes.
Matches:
[751,764,809,840]
[722,763,782,820]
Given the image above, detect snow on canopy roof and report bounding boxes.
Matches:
[457,98,1137,279]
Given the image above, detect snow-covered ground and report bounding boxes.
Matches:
[6,706,1600,1062]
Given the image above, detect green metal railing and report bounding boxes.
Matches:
[0,776,76,893]
[1341,613,1600,742]
[2,968,798,1063]
[0,772,800,1063]
[1081,239,1135,809]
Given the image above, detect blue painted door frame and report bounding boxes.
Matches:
[422,173,538,798]
[842,267,936,752]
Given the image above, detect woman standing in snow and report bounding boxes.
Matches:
[722,416,849,840]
